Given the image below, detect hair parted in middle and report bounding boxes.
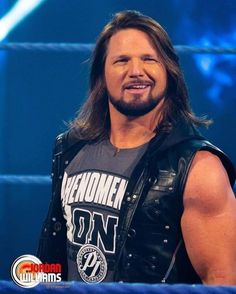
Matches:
[72,10,211,140]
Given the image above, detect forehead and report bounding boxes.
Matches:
[106,28,158,56]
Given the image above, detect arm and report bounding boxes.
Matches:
[181,150,236,285]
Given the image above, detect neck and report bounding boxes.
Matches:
[109,101,164,149]
[110,123,156,149]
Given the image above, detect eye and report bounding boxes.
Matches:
[113,58,129,64]
[143,57,158,63]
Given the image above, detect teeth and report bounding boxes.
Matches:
[128,85,148,89]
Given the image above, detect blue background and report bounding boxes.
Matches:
[0,0,235,280]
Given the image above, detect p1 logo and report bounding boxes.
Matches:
[77,244,107,283]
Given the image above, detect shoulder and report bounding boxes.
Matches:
[174,138,236,188]
[53,128,87,156]
[183,150,235,215]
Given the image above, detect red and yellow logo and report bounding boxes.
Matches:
[11,255,61,288]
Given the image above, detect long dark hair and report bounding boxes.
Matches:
[72,10,211,140]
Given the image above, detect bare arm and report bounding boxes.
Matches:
[182,151,236,285]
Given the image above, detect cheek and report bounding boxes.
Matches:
[152,69,167,94]
[146,64,166,78]
[105,68,124,91]
[105,73,119,96]
[156,67,167,87]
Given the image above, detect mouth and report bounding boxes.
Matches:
[123,81,153,94]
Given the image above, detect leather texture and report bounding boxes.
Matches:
[37,121,235,283]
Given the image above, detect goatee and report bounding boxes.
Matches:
[108,92,166,117]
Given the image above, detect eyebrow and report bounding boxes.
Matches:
[110,54,130,60]
[110,53,159,60]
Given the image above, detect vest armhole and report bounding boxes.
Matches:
[178,140,236,203]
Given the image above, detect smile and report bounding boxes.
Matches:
[126,84,149,89]
[123,80,153,89]
[124,83,152,94]
[123,80,153,95]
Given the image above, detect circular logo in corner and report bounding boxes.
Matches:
[77,244,107,283]
[11,255,41,288]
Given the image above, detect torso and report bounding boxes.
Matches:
[60,139,148,282]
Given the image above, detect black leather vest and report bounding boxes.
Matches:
[37,123,235,283]
[115,139,232,284]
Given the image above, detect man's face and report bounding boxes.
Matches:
[104,28,167,117]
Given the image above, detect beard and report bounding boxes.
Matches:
[108,90,166,117]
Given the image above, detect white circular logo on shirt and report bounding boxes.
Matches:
[77,244,107,283]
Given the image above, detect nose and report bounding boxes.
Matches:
[128,59,144,78]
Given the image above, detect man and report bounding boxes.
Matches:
[37,11,236,284]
